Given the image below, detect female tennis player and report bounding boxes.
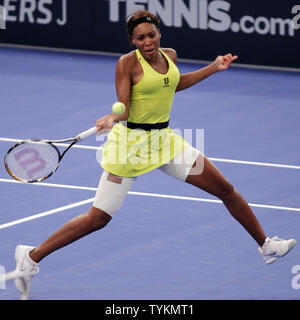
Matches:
[14,10,296,298]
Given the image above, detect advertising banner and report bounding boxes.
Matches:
[0,0,299,69]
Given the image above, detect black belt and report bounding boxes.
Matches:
[126,120,169,131]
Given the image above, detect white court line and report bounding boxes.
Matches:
[0,178,299,231]
[0,197,95,230]
[209,157,300,170]
[1,137,300,170]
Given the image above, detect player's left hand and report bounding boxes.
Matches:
[214,54,238,71]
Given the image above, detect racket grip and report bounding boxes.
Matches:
[76,127,111,141]
[76,127,98,141]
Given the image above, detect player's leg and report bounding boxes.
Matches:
[185,153,296,263]
[29,170,136,262]
[29,206,111,263]
[185,153,267,246]
[158,146,266,246]
[14,170,136,298]
[13,206,111,299]
[159,147,296,264]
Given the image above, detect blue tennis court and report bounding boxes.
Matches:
[0,46,299,300]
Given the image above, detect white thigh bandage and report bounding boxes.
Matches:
[158,145,202,181]
[93,170,136,216]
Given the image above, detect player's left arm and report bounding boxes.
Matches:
[171,51,238,92]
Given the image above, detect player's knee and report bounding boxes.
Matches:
[217,182,236,202]
[87,207,112,232]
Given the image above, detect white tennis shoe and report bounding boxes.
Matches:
[259,236,296,264]
[14,245,39,300]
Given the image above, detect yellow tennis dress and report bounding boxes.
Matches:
[101,49,189,177]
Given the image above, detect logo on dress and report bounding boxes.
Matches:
[163,77,170,88]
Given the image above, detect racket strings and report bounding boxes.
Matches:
[5,141,60,182]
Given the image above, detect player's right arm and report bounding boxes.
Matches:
[96,53,132,130]
[114,53,132,121]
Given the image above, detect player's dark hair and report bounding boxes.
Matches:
[126,10,160,41]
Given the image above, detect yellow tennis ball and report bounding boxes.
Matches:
[112,102,125,115]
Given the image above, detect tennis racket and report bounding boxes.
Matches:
[4,126,110,183]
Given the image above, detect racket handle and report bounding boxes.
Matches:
[76,127,110,141]
[76,127,98,141]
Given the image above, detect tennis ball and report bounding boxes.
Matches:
[112,102,125,115]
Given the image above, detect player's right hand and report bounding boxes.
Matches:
[96,114,115,131]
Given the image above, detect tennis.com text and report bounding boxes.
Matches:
[108,0,296,37]
[105,303,193,318]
